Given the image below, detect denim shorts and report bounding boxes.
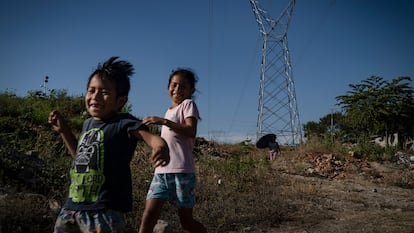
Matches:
[53,208,126,233]
[147,173,196,208]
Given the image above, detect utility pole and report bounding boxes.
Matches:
[250,0,302,145]
[41,76,49,95]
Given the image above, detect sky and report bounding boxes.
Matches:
[1,0,413,143]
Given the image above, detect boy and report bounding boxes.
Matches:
[48,56,169,233]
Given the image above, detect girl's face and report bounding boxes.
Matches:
[168,74,194,107]
[85,75,125,120]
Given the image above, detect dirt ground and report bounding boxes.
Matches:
[1,148,413,233]
[268,154,414,233]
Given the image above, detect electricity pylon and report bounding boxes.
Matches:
[250,0,302,145]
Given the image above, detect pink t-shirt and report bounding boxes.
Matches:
[155,99,200,174]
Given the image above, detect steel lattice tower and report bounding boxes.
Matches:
[250,0,302,145]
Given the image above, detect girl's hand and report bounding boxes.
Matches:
[143,116,166,126]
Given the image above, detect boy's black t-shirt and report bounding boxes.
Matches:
[63,113,146,212]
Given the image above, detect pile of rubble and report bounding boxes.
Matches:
[193,137,232,158]
[297,152,371,179]
[396,151,414,165]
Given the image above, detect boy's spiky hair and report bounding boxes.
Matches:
[88,56,134,97]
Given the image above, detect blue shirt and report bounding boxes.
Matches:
[64,113,145,212]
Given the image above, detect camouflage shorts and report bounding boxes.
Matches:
[53,208,126,233]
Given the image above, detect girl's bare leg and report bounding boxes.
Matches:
[139,198,165,233]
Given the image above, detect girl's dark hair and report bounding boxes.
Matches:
[168,68,198,90]
[87,56,134,97]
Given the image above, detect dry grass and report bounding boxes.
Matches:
[1,140,414,233]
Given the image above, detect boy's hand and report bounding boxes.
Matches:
[136,130,170,167]
[48,110,78,157]
[151,143,170,168]
[48,110,69,133]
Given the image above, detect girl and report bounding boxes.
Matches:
[139,68,207,233]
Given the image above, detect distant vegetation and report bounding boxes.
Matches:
[304,76,414,158]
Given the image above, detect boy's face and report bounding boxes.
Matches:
[85,75,126,120]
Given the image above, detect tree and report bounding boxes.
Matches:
[303,111,344,138]
[336,76,414,146]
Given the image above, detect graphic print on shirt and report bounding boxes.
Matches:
[69,128,105,203]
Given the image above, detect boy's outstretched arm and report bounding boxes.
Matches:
[48,110,78,158]
[135,129,170,167]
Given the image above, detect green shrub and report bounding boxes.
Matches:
[353,139,397,162]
